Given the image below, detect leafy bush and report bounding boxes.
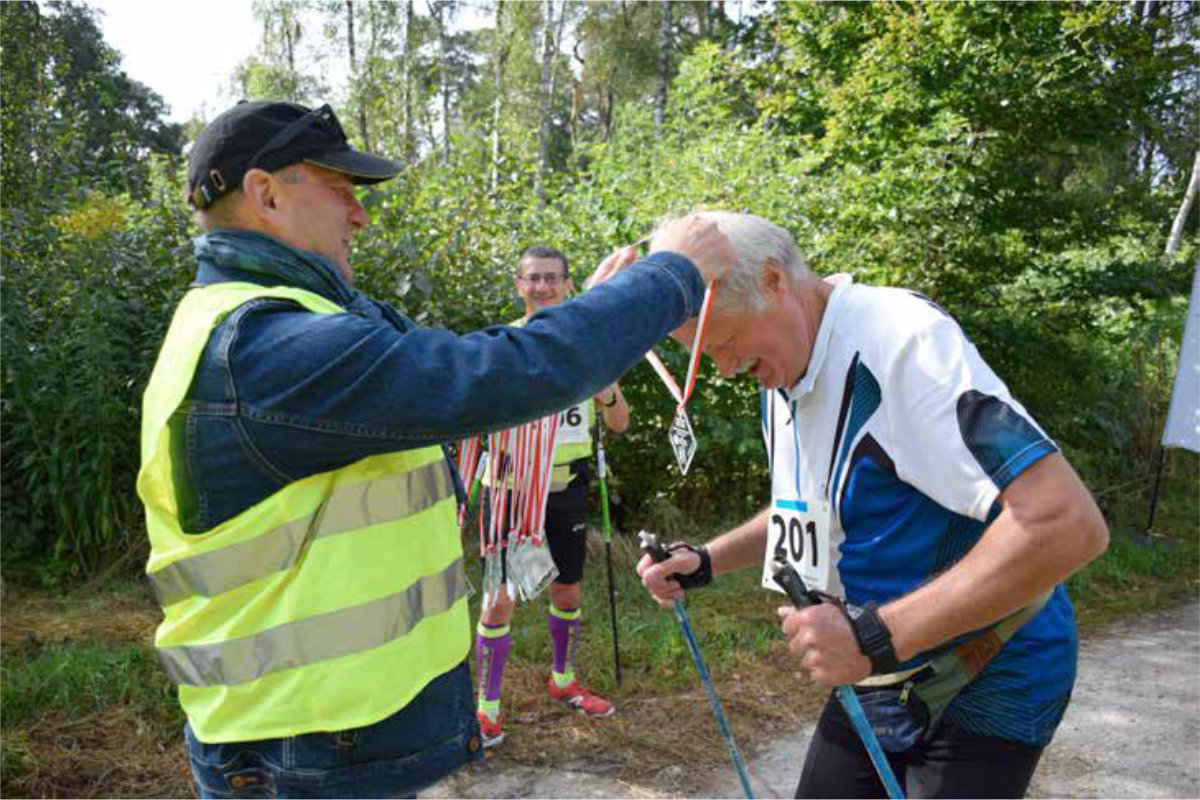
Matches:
[1,1,1195,578]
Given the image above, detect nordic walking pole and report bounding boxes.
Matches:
[640,532,755,799]
[595,420,622,685]
[772,561,905,800]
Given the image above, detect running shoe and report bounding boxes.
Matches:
[476,711,505,749]
[547,678,615,718]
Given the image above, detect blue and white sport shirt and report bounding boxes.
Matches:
[762,274,1076,747]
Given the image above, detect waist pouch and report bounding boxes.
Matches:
[868,592,1052,742]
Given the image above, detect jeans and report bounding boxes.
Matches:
[185,662,481,799]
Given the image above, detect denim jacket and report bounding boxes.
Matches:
[177,230,704,532]
[171,230,703,792]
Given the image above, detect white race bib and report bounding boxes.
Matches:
[760,497,832,594]
[557,404,589,445]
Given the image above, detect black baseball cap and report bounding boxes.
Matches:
[186,100,402,209]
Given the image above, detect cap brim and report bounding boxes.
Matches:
[305,148,402,185]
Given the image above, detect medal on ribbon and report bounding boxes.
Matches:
[645,280,717,475]
[478,412,562,608]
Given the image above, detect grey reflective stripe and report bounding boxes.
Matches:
[148,459,453,607]
[159,557,467,687]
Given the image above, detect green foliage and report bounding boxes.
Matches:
[0,1,183,210]
[0,641,180,730]
[1,1,1197,578]
[1,158,192,577]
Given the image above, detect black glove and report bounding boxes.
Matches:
[665,541,713,589]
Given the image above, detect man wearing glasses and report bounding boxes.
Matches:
[473,246,630,749]
[136,100,733,798]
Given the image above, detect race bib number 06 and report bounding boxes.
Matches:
[760,498,831,594]
[557,404,589,444]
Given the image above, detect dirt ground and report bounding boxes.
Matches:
[423,596,1200,799]
[4,589,1195,798]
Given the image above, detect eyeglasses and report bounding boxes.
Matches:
[520,273,569,286]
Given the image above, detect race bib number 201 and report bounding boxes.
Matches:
[760,498,831,594]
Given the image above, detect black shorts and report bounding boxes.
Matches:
[482,474,590,587]
[542,475,589,585]
[795,693,1044,799]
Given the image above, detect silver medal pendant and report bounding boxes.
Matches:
[520,538,559,600]
[669,407,697,475]
[483,549,503,608]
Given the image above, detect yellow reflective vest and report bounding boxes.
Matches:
[137,282,469,743]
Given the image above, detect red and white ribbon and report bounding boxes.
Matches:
[645,280,718,412]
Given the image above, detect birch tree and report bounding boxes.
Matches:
[429,0,455,165]
[489,0,509,191]
[345,1,370,149]
[655,0,673,137]
[1166,151,1200,255]
[536,0,558,198]
[403,0,417,162]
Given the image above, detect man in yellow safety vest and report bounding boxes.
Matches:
[138,100,733,798]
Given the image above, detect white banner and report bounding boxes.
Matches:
[1162,263,1200,453]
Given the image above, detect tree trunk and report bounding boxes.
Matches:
[489,1,508,192]
[282,10,298,102]
[601,83,614,141]
[1165,151,1199,256]
[430,0,453,165]
[549,0,569,100]
[345,1,371,149]
[536,0,557,200]
[655,0,673,137]
[403,0,415,163]
[570,39,586,151]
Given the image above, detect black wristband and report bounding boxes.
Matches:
[846,601,901,675]
[603,393,618,407]
[666,542,712,589]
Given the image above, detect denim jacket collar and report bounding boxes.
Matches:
[193,229,359,307]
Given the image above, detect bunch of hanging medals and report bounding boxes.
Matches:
[644,280,718,474]
[456,413,562,608]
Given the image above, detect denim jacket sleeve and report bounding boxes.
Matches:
[204,251,703,490]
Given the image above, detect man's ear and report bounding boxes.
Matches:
[761,258,786,301]
[241,169,276,217]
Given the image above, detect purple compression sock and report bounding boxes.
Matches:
[548,606,580,682]
[475,622,511,715]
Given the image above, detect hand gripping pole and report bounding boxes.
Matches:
[772,561,905,800]
[640,531,755,799]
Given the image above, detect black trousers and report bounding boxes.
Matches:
[795,693,1044,799]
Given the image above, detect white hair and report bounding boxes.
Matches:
[659,211,809,315]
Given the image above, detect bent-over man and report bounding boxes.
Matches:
[637,212,1108,799]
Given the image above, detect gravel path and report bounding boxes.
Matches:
[423,597,1200,799]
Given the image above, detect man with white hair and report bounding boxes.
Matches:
[637,212,1108,798]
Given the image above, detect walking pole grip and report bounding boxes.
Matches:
[639,531,672,564]
[771,559,818,608]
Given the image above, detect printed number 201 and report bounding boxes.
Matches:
[771,514,818,568]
